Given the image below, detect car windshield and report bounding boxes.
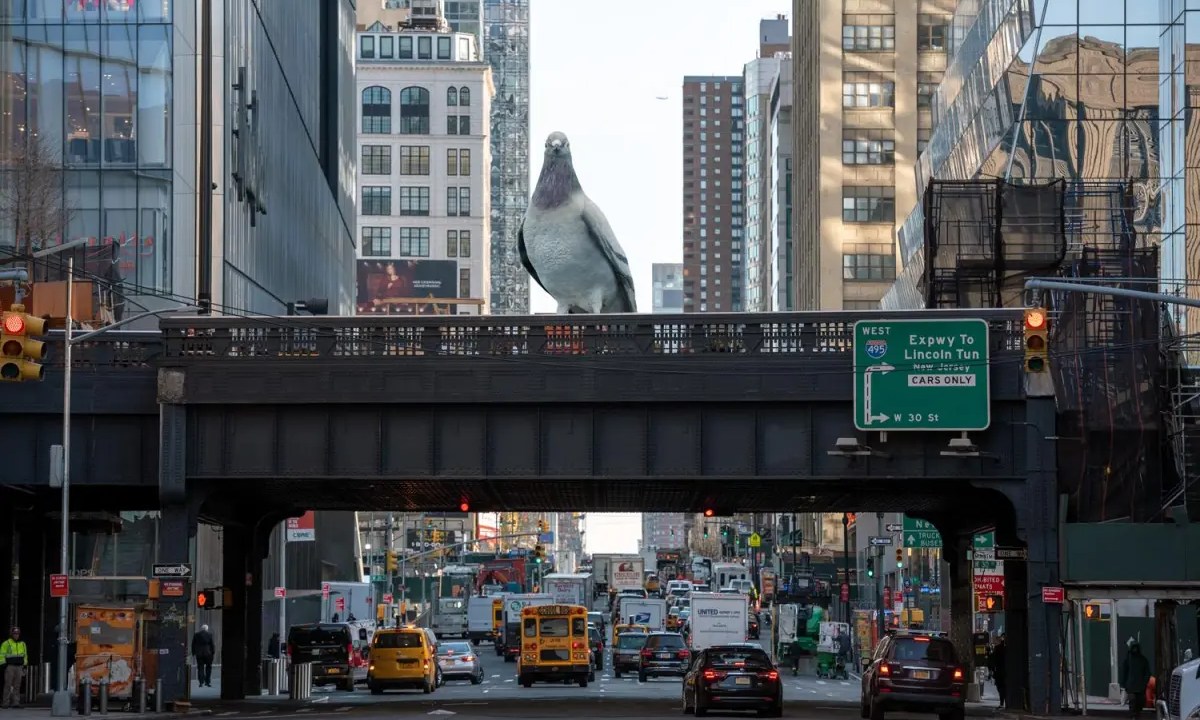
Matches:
[588,613,603,624]
[617,634,648,650]
[707,648,772,669]
[374,632,423,649]
[440,641,472,655]
[647,634,685,649]
[589,627,602,643]
[893,638,956,663]
[290,626,349,646]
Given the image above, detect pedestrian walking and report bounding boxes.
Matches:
[988,634,1007,709]
[1121,640,1152,718]
[191,624,216,688]
[267,633,281,660]
[1,626,27,709]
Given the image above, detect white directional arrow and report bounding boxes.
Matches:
[864,363,896,426]
[907,534,916,545]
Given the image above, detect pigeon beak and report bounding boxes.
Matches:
[550,142,563,153]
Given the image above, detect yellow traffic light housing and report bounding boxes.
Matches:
[895,548,903,568]
[385,550,398,573]
[1023,308,1049,373]
[1,305,48,382]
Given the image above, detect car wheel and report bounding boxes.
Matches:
[422,680,432,694]
[869,699,884,720]
[470,672,482,685]
[578,675,588,688]
[495,645,503,656]
[615,669,622,678]
[859,698,869,719]
[520,676,532,688]
[695,693,708,717]
[638,670,647,683]
[369,684,382,696]
[589,669,596,682]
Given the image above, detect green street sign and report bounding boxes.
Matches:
[973,531,995,549]
[853,319,991,431]
[370,574,388,582]
[902,516,942,549]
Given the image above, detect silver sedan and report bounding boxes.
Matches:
[436,640,484,684]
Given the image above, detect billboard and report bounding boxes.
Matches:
[286,511,316,542]
[356,259,458,315]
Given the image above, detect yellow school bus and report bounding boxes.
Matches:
[491,599,504,639]
[517,603,592,688]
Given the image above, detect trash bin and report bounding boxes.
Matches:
[288,663,311,700]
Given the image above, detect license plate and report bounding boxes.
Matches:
[735,676,751,686]
[913,670,931,680]
[326,668,341,674]
[657,653,671,659]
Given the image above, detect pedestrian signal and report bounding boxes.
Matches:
[983,594,1004,612]
[1023,308,1050,373]
[1084,603,1101,620]
[197,589,216,608]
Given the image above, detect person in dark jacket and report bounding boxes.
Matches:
[1121,641,1152,718]
[988,634,1007,709]
[191,624,216,688]
[267,633,281,659]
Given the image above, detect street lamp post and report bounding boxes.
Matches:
[32,239,194,717]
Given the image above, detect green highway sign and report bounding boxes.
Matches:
[853,319,991,431]
[973,531,995,548]
[902,516,942,549]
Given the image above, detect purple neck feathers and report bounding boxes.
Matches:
[532,157,582,210]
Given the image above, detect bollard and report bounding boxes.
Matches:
[22,662,41,703]
[288,662,312,700]
[265,659,281,695]
[98,678,109,715]
[154,679,163,713]
[133,677,146,714]
[77,677,93,716]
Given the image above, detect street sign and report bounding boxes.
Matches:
[974,532,995,549]
[321,582,331,599]
[885,523,902,532]
[853,318,991,431]
[995,547,1027,561]
[1042,586,1065,604]
[382,593,394,604]
[748,532,762,548]
[840,583,849,602]
[972,575,1005,594]
[152,563,192,578]
[868,536,893,547]
[50,574,68,598]
[902,517,942,549]
[273,587,286,599]
[335,597,346,611]
[160,580,186,599]
[882,587,891,605]
[370,574,387,582]
[538,532,555,544]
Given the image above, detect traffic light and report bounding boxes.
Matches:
[1084,603,1101,620]
[459,501,470,513]
[983,594,1004,612]
[703,508,714,518]
[0,304,48,382]
[703,526,709,538]
[1023,308,1049,373]
[895,548,904,568]
[533,544,544,563]
[866,557,875,578]
[197,589,217,609]
[385,550,398,573]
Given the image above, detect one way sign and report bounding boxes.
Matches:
[153,563,193,578]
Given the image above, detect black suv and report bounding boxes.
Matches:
[588,625,605,670]
[287,623,362,691]
[638,632,690,682]
[860,632,966,720]
[682,643,782,717]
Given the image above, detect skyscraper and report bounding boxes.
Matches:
[484,0,531,315]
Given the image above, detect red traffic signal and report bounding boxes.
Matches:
[459,501,470,513]
[703,508,715,517]
[197,589,216,608]
[2,313,25,334]
[1024,308,1046,331]
[1,305,48,382]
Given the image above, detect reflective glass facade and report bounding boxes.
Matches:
[0,0,174,292]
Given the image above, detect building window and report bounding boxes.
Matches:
[842,72,895,108]
[447,229,459,257]
[447,148,471,176]
[360,35,375,59]
[448,87,458,107]
[399,187,430,216]
[380,36,394,58]
[459,87,471,106]
[842,186,895,223]
[458,230,471,257]
[842,16,895,51]
[362,186,391,216]
[843,300,880,310]
[842,130,895,165]
[361,86,392,134]
[918,72,941,108]
[918,16,948,51]
[399,36,413,59]
[399,227,431,257]
[418,36,432,59]
[437,36,452,60]
[447,187,471,216]
[361,145,392,175]
[843,243,897,281]
[447,115,471,135]
[400,146,430,175]
[362,226,392,257]
[459,267,471,298]
[399,86,431,134]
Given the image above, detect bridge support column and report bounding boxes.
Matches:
[16,511,49,670]
[1004,394,1062,714]
[219,524,264,700]
[156,503,196,705]
[944,533,976,682]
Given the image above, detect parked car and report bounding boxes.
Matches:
[588,611,607,633]
[287,623,364,692]
[638,631,690,682]
[436,640,484,685]
[682,643,782,717]
[612,631,648,678]
[860,631,965,720]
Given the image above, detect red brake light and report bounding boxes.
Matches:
[677,650,690,658]
[759,670,779,681]
[463,656,474,662]
[641,649,653,658]
[347,643,353,657]
[952,668,964,681]
[913,637,930,642]
[879,663,891,676]
[702,669,716,680]
[572,641,584,649]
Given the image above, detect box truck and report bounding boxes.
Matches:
[542,572,594,608]
[689,592,749,650]
[617,597,667,632]
[466,595,501,644]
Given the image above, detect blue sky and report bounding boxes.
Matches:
[524,0,793,553]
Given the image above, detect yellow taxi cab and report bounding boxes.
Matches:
[517,603,592,688]
[612,622,650,646]
[366,627,438,694]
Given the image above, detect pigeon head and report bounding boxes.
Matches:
[532,130,582,209]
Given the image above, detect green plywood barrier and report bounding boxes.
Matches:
[1063,523,1200,583]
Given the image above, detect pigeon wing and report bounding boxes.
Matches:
[580,196,637,312]
[517,219,549,295]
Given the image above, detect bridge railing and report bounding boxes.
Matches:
[41,330,163,369]
[159,310,1025,361]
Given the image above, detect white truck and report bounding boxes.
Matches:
[432,596,468,639]
[466,595,500,644]
[1158,656,1200,720]
[610,555,645,592]
[499,593,554,661]
[618,597,667,632]
[689,591,749,650]
[713,562,751,590]
[592,555,613,595]
[543,572,594,607]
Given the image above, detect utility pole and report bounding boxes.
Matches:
[876,512,885,640]
[842,513,851,624]
[385,513,394,625]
